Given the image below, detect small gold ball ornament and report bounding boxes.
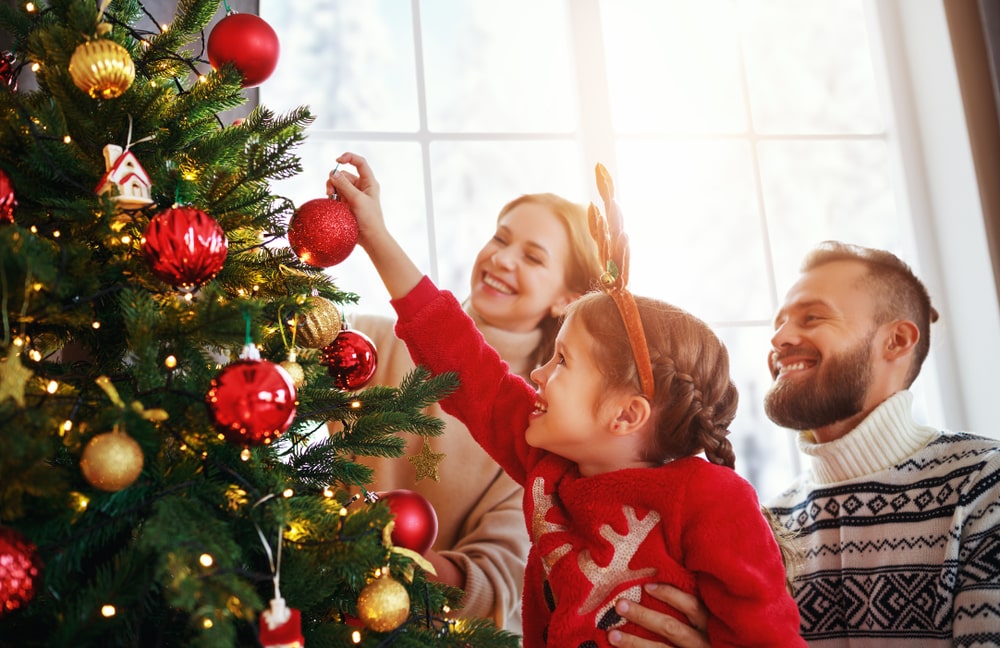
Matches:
[279,355,306,388]
[294,296,342,349]
[80,429,144,492]
[356,572,410,632]
[68,39,135,99]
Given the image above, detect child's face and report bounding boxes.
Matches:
[469,202,577,333]
[527,313,625,473]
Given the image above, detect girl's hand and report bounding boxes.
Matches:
[325,152,423,298]
[326,152,387,253]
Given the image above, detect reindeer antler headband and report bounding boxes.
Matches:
[588,164,655,399]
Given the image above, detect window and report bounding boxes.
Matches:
[260,0,999,500]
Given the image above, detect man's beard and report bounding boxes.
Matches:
[764,336,873,431]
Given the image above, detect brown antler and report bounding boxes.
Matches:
[588,164,654,399]
[589,163,633,289]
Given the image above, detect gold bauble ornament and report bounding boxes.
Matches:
[279,357,306,388]
[80,430,144,492]
[356,572,410,632]
[294,296,342,349]
[68,39,135,99]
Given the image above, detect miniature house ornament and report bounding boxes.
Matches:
[95,144,153,210]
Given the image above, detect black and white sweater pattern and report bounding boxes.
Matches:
[769,391,1000,647]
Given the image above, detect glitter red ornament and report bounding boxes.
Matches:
[378,489,439,555]
[0,51,16,92]
[0,168,16,225]
[206,357,297,446]
[142,206,228,290]
[320,328,377,390]
[0,525,41,615]
[207,12,280,88]
[287,197,358,268]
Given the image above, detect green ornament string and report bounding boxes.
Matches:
[240,307,258,360]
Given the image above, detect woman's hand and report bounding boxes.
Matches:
[607,584,710,648]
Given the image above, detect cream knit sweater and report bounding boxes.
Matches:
[769,391,1000,646]
[346,308,534,633]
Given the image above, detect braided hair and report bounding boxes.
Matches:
[567,292,738,468]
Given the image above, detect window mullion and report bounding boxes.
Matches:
[566,0,618,193]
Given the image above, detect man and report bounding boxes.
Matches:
[608,241,1000,647]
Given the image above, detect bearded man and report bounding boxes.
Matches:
[762,241,1000,646]
[606,241,1000,648]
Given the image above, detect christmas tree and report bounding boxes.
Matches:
[0,1,518,646]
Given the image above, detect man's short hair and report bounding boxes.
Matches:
[801,241,939,386]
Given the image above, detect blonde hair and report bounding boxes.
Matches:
[496,193,602,368]
[566,292,738,467]
[761,505,803,593]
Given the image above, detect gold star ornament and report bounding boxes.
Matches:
[0,344,34,408]
[408,441,445,482]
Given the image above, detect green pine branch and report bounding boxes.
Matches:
[0,1,516,646]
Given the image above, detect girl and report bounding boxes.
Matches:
[329,187,602,631]
[330,152,804,647]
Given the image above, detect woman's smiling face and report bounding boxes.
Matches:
[469,201,577,333]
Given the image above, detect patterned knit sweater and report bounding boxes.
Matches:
[768,391,1000,647]
[393,277,804,648]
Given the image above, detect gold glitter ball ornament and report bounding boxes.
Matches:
[356,572,410,632]
[279,359,305,388]
[68,39,135,99]
[294,296,342,349]
[80,430,144,492]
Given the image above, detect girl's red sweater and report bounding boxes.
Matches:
[392,277,804,647]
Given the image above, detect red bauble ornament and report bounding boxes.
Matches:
[320,328,377,390]
[206,358,297,446]
[142,206,228,290]
[0,168,16,225]
[287,197,358,268]
[0,51,16,92]
[207,13,280,88]
[0,525,42,615]
[378,489,438,555]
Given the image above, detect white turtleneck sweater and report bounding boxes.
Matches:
[768,391,1000,646]
[346,308,536,634]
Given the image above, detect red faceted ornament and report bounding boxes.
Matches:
[0,525,42,616]
[0,168,16,225]
[0,51,16,92]
[207,13,280,88]
[320,328,377,390]
[206,359,297,446]
[378,489,438,555]
[142,206,228,290]
[287,197,358,268]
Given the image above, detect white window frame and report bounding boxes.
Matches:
[868,0,1000,437]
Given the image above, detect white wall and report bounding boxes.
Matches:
[872,0,1000,437]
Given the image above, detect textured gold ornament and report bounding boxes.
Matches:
[68,39,135,99]
[408,441,445,482]
[294,296,342,349]
[279,359,305,388]
[0,345,33,408]
[80,430,144,492]
[356,572,410,632]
